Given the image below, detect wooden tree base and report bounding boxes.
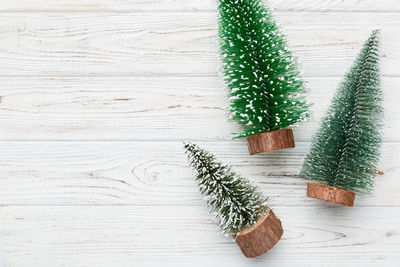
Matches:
[235,209,283,258]
[306,182,356,207]
[246,129,294,155]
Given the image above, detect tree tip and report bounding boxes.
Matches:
[182,140,193,150]
[370,29,381,40]
[363,29,380,51]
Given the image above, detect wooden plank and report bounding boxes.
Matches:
[0,141,397,206]
[0,205,398,266]
[0,0,399,12]
[0,77,397,141]
[0,13,396,76]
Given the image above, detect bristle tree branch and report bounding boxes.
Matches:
[184,141,283,257]
[218,0,310,154]
[301,30,383,207]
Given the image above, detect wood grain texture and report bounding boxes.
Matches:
[0,0,398,12]
[0,141,397,206]
[0,1,398,266]
[235,209,283,258]
[0,13,396,76]
[0,205,398,266]
[307,182,356,207]
[247,129,295,155]
[0,77,398,141]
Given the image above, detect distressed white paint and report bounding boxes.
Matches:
[0,1,399,266]
[0,77,398,141]
[0,141,398,207]
[0,13,396,76]
[0,0,398,12]
[0,206,399,266]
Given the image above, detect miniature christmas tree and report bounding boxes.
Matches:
[218,0,309,155]
[184,141,283,257]
[300,30,383,207]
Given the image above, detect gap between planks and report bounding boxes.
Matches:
[0,10,398,14]
[0,0,400,13]
[0,204,399,207]
[0,140,397,143]
[0,74,399,78]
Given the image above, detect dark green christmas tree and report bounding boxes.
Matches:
[183,141,268,235]
[218,0,309,138]
[300,30,383,194]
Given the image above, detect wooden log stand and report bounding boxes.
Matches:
[246,128,295,155]
[235,209,283,258]
[306,182,356,207]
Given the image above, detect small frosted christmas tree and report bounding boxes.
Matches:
[301,30,383,207]
[218,0,309,155]
[184,141,283,257]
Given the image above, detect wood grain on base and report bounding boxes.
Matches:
[307,182,356,207]
[247,129,295,155]
[235,209,283,258]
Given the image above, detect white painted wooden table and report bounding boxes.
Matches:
[0,1,399,266]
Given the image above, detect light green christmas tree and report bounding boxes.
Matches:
[218,0,309,138]
[300,30,383,194]
[183,141,268,235]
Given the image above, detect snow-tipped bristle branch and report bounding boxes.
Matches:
[218,0,310,138]
[183,141,269,235]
